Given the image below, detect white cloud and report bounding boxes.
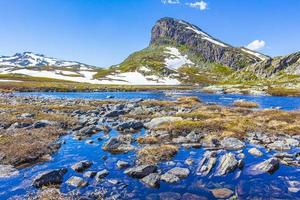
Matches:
[161,0,180,4]
[186,1,208,10]
[246,40,266,51]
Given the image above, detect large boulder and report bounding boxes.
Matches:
[124,165,158,179]
[197,151,217,176]
[32,168,67,188]
[248,148,263,157]
[250,157,280,175]
[144,117,182,129]
[215,153,238,176]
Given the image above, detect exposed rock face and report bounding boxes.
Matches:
[220,137,245,150]
[32,168,67,188]
[197,151,217,176]
[150,17,265,70]
[124,165,158,179]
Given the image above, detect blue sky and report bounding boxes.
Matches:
[0,0,299,67]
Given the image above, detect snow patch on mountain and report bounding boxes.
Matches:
[241,48,268,61]
[0,52,94,68]
[164,47,194,69]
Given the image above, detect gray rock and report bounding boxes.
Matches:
[116,121,144,131]
[10,122,31,129]
[95,169,109,182]
[166,167,190,178]
[160,173,180,183]
[33,120,52,128]
[66,176,88,187]
[248,147,263,157]
[116,160,130,169]
[124,165,158,179]
[210,188,234,199]
[268,141,291,150]
[144,117,182,129]
[19,113,35,118]
[71,160,92,172]
[104,110,126,118]
[141,173,160,188]
[84,171,97,178]
[197,151,217,176]
[221,137,245,150]
[251,157,279,174]
[0,165,19,178]
[102,135,135,153]
[32,168,67,188]
[215,153,238,176]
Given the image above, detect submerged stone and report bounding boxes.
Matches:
[32,168,67,188]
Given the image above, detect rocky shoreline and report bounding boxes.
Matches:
[0,95,299,199]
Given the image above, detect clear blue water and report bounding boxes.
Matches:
[1,91,299,199]
[15,91,300,110]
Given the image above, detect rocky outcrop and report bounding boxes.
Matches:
[215,153,239,176]
[102,134,135,153]
[150,17,266,70]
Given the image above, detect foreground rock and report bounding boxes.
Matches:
[215,153,239,176]
[197,151,217,176]
[32,168,67,188]
[66,176,88,187]
[95,169,109,182]
[141,173,160,188]
[249,157,280,175]
[71,160,92,172]
[124,165,158,179]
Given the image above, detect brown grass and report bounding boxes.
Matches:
[137,145,178,164]
[0,126,65,167]
[232,100,259,108]
[137,136,159,144]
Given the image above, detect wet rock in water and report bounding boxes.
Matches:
[74,125,102,138]
[98,124,112,133]
[182,193,208,200]
[159,192,181,200]
[33,120,52,128]
[102,134,135,153]
[210,188,234,199]
[71,160,92,172]
[116,160,130,169]
[95,169,109,182]
[32,168,67,188]
[197,151,217,176]
[166,167,190,178]
[124,165,158,179]
[220,137,245,150]
[86,140,94,144]
[160,173,180,183]
[0,165,19,178]
[215,153,238,176]
[84,171,97,178]
[248,148,263,157]
[66,176,88,187]
[185,158,194,165]
[144,117,182,129]
[116,121,144,131]
[250,157,279,174]
[286,180,300,193]
[141,173,160,188]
